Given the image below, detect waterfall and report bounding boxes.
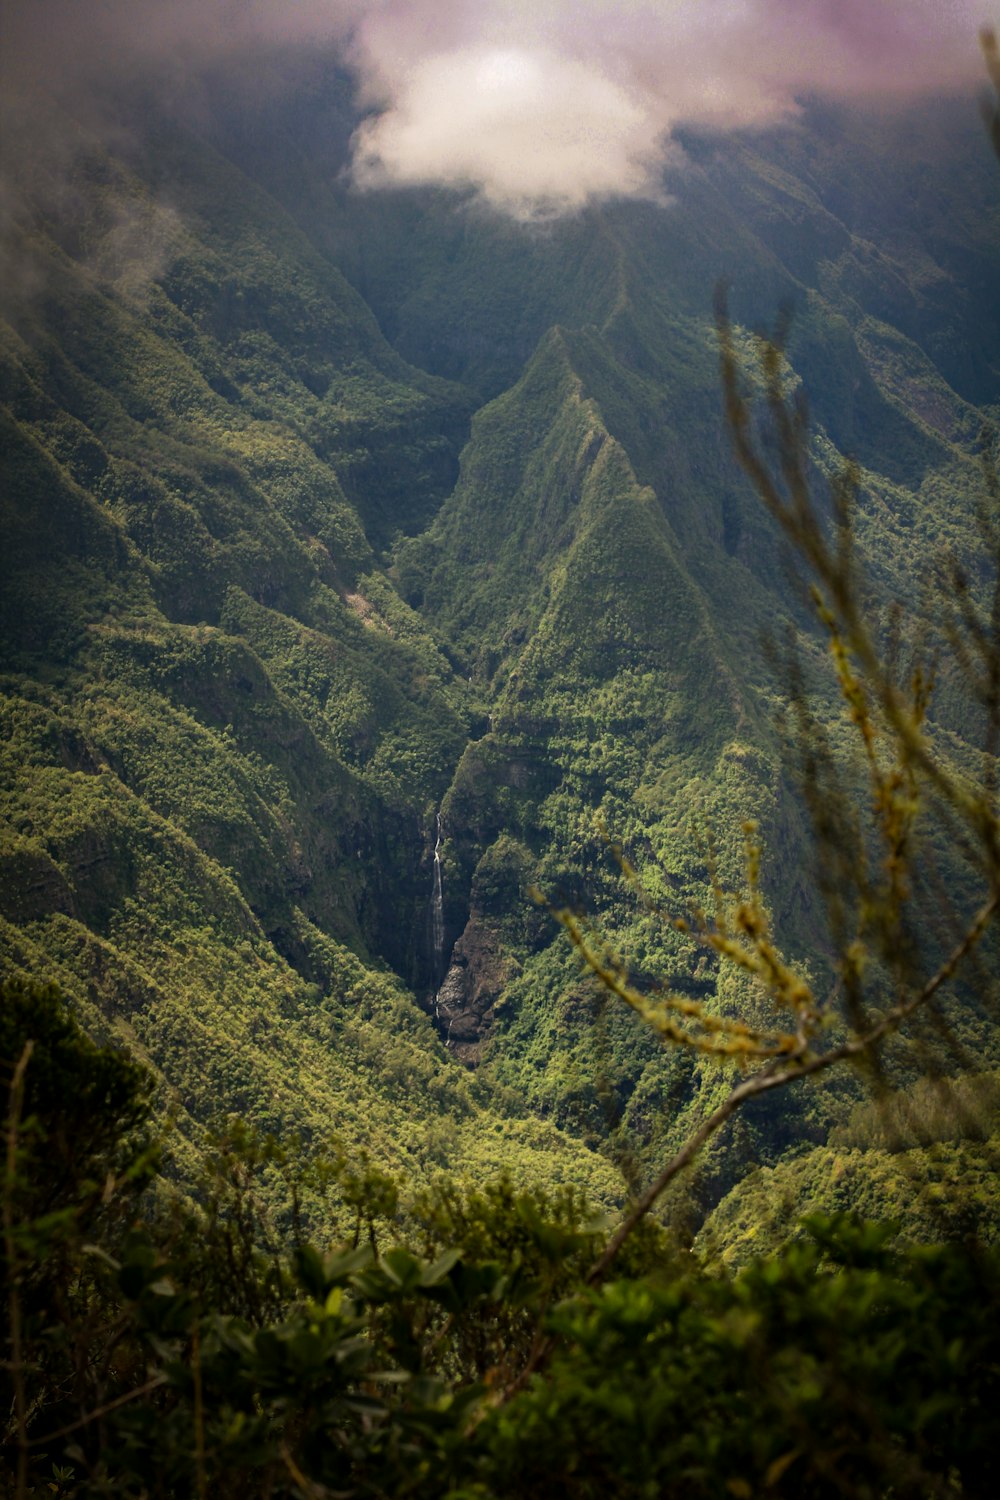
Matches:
[430,811,445,999]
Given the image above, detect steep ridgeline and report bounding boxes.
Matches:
[385,103,1000,1215]
[0,99,625,1212]
[2,78,999,1238]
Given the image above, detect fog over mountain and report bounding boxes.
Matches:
[3,1,991,214]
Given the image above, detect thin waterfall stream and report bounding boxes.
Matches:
[430,811,445,1009]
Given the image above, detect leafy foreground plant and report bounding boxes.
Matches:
[3,980,1000,1498]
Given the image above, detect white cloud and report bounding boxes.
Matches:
[3,2,991,217]
[350,43,672,216]
[345,0,989,214]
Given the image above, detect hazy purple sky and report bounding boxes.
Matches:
[4,1,992,215]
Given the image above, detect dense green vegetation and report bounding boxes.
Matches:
[2,63,999,1282]
[4,982,999,1496]
[3,43,1000,1497]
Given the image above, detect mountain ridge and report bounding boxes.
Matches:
[2,77,998,1240]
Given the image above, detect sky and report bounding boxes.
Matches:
[2,1,993,217]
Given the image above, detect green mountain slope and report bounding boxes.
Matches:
[384,105,1000,1213]
[2,79,998,1240]
[0,99,624,1214]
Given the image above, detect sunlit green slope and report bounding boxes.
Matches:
[0,101,624,1210]
[2,80,998,1239]
[378,103,1000,1216]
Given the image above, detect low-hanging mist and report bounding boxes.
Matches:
[3,1,991,216]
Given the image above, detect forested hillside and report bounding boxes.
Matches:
[2,60,999,1251]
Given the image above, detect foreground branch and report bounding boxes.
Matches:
[4,1042,33,1500]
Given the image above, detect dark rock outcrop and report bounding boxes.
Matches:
[434,913,514,1066]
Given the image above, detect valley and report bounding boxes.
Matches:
[2,65,999,1251]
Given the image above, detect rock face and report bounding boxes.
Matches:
[434,914,513,1065]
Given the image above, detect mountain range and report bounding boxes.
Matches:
[2,61,999,1247]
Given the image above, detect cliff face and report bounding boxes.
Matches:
[3,75,999,1225]
[435,915,509,1064]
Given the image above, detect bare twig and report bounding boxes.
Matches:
[4,1041,34,1500]
[192,1321,206,1500]
[26,1375,167,1447]
[281,1440,330,1498]
[502,886,997,1402]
